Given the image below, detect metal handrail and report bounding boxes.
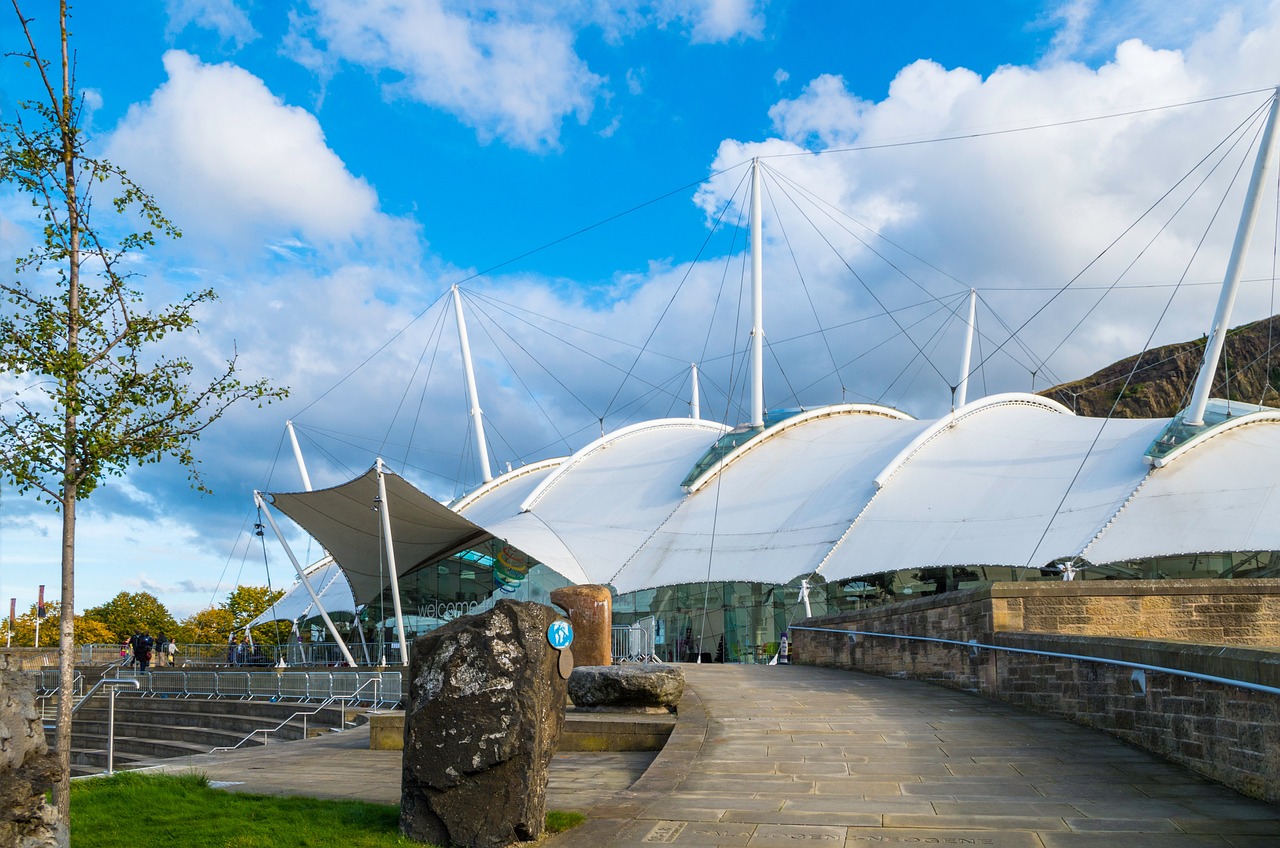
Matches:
[60,677,143,774]
[789,625,1280,697]
[207,674,386,753]
[104,669,400,708]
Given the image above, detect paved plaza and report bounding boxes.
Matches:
[138,663,1280,846]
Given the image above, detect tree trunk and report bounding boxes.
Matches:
[53,0,78,830]
[54,491,75,826]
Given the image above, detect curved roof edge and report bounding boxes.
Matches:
[450,456,566,512]
[519,417,730,513]
[872,392,1074,491]
[1146,410,1280,469]
[684,403,914,495]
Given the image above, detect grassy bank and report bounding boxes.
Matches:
[70,771,583,847]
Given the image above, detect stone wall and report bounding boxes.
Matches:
[791,579,1280,803]
[0,651,66,847]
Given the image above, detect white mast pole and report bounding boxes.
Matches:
[750,158,765,428]
[1186,89,1280,426]
[375,458,410,666]
[690,363,701,420]
[955,288,977,408]
[453,286,493,483]
[285,420,313,491]
[253,491,358,667]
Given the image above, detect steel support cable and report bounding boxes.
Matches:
[759,166,955,388]
[255,510,285,652]
[603,169,753,422]
[969,290,1062,388]
[789,296,961,400]
[699,184,751,388]
[765,164,1062,383]
[460,296,592,449]
[292,164,746,420]
[290,424,359,481]
[1030,116,1263,386]
[1021,111,1272,570]
[380,298,450,459]
[291,288,449,418]
[209,510,257,611]
[759,170,846,397]
[460,287,684,397]
[1261,165,1280,405]
[762,160,1057,385]
[763,163,970,297]
[846,294,961,402]
[758,88,1277,160]
[967,98,1274,384]
[464,289,691,368]
[403,306,452,469]
[878,291,971,406]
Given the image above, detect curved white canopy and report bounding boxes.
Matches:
[268,397,1280,598]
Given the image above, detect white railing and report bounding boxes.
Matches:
[99,668,401,709]
[209,675,390,753]
[611,616,658,663]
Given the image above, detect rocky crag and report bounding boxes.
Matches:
[1040,314,1280,418]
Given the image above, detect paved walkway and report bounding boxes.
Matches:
[138,664,1279,847]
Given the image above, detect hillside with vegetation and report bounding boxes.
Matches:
[1040,315,1280,418]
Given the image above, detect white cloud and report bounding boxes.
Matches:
[164,0,258,48]
[285,0,765,151]
[287,1,601,152]
[698,6,1280,404]
[104,51,410,263]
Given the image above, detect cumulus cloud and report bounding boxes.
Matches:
[164,0,258,48]
[284,0,765,151]
[104,51,409,263]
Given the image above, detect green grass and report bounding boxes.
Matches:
[544,810,585,834]
[70,771,583,847]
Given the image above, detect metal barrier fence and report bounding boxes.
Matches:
[82,641,395,667]
[52,668,402,708]
[611,616,658,663]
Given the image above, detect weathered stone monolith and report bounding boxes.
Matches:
[400,600,568,848]
[549,584,612,667]
[0,652,66,848]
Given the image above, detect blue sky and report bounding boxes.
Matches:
[3,0,1280,622]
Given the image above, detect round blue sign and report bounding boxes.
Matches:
[547,619,574,649]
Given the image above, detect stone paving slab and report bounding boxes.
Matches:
[120,663,1280,847]
[545,664,1280,848]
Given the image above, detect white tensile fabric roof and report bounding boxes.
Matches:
[247,557,355,625]
[268,393,1280,597]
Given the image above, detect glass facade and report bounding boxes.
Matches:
[331,538,1278,665]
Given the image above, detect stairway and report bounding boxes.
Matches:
[46,689,354,776]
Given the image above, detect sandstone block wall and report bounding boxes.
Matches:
[792,580,1280,803]
[0,652,66,847]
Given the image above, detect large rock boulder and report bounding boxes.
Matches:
[549,585,612,667]
[568,664,685,713]
[0,653,66,848]
[400,600,568,848]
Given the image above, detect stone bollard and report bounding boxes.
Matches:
[400,600,568,848]
[549,584,612,668]
[0,652,66,848]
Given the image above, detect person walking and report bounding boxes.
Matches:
[167,637,179,667]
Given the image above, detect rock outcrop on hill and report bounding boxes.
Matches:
[1040,314,1280,418]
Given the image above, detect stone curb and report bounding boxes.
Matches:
[540,677,708,846]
